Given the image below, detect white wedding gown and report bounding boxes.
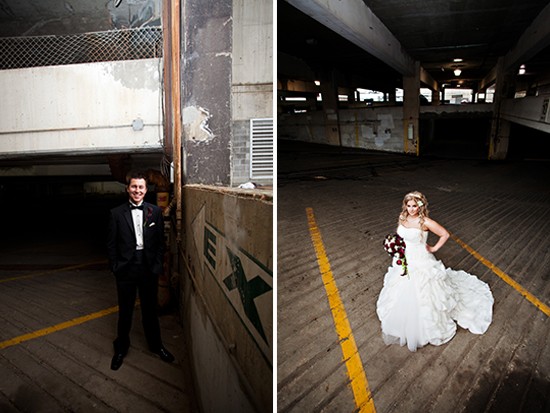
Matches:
[376,225,494,352]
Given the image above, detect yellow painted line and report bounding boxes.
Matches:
[0,305,120,350]
[450,232,550,317]
[306,208,376,413]
[0,260,108,284]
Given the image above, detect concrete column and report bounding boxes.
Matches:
[181,0,232,185]
[403,61,421,154]
[489,57,517,160]
[431,89,440,106]
[389,90,396,105]
[319,73,342,146]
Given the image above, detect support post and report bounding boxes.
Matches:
[319,72,342,146]
[489,57,516,160]
[403,61,420,155]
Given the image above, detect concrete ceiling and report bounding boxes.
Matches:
[278,0,550,91]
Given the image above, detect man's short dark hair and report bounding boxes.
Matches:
[126,171,148,186]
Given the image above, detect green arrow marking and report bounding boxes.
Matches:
[223,247,272,343]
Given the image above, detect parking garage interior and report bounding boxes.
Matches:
[1,1,273,412]
[278,0,550,412]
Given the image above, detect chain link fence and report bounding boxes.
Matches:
[0,27,163,70]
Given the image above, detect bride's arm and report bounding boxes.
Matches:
[424,217,450,253]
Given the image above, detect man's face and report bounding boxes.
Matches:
[127,178,147,205]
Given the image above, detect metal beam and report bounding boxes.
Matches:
[285,0,415,76]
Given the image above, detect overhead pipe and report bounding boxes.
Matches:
[172,0,182,239]
[162,0,174,159]
[162,0,182,237]
[159,0,182,309]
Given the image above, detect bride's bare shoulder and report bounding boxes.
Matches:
[423,217,449,235]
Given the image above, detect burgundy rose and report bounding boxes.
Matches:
[383,233,409,278]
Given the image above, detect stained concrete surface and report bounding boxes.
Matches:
[277,139,550,412]
[0,193,199,412]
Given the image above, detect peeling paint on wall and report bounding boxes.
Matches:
[182,106,213,141]
[102,59,160,91]
[360,114,394,147]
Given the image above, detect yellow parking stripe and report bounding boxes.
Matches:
[450,232,550,317]
[306,208,376,413]
[0,305,120,350]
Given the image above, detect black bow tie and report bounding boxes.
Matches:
[130,204,144,210]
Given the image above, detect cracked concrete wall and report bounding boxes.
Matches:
[180,0,273,187]
[176,3,273,412]
[181,0,232,186]
[176,185,273,413]
[279,106,406,152]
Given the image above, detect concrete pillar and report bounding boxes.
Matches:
[489,57,517,160]
[306,95,317,111]
[319,73,342,146]
[431,89,440,106]
[389,90,396,105]
[403,61,421,154]
[181,0,232,185]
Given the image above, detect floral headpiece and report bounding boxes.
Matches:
[406,193,424,207]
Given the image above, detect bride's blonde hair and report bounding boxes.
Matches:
[398,191,429,229]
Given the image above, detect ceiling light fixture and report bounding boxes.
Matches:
[314,80,321,86]
[518,64,526,75]
[453,58,463,62]
[454,67,461,76]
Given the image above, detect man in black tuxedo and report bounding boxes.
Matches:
[107,171,174,370]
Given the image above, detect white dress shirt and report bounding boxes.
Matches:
[130,203,144,250]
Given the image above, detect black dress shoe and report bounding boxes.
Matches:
[154,346,175,363]
[111,352,125,370]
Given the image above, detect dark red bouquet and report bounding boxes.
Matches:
[383,234,409,277]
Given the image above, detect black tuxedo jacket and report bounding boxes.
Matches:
[107,201,166,276]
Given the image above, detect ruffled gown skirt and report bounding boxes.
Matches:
[376,226,493,352]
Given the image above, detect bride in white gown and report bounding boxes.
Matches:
[376,191,493,352]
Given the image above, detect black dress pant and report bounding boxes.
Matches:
[113,250,162,354]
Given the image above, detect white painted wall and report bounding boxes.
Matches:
[279,106,406,152]
[232,0,273,121]
[0,58,163,157]
[501,96,550,133]
[340,106,404,152]
[420,103,494,116]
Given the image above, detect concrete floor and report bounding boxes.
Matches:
[277,140,550,413]
[0,194,199,412]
